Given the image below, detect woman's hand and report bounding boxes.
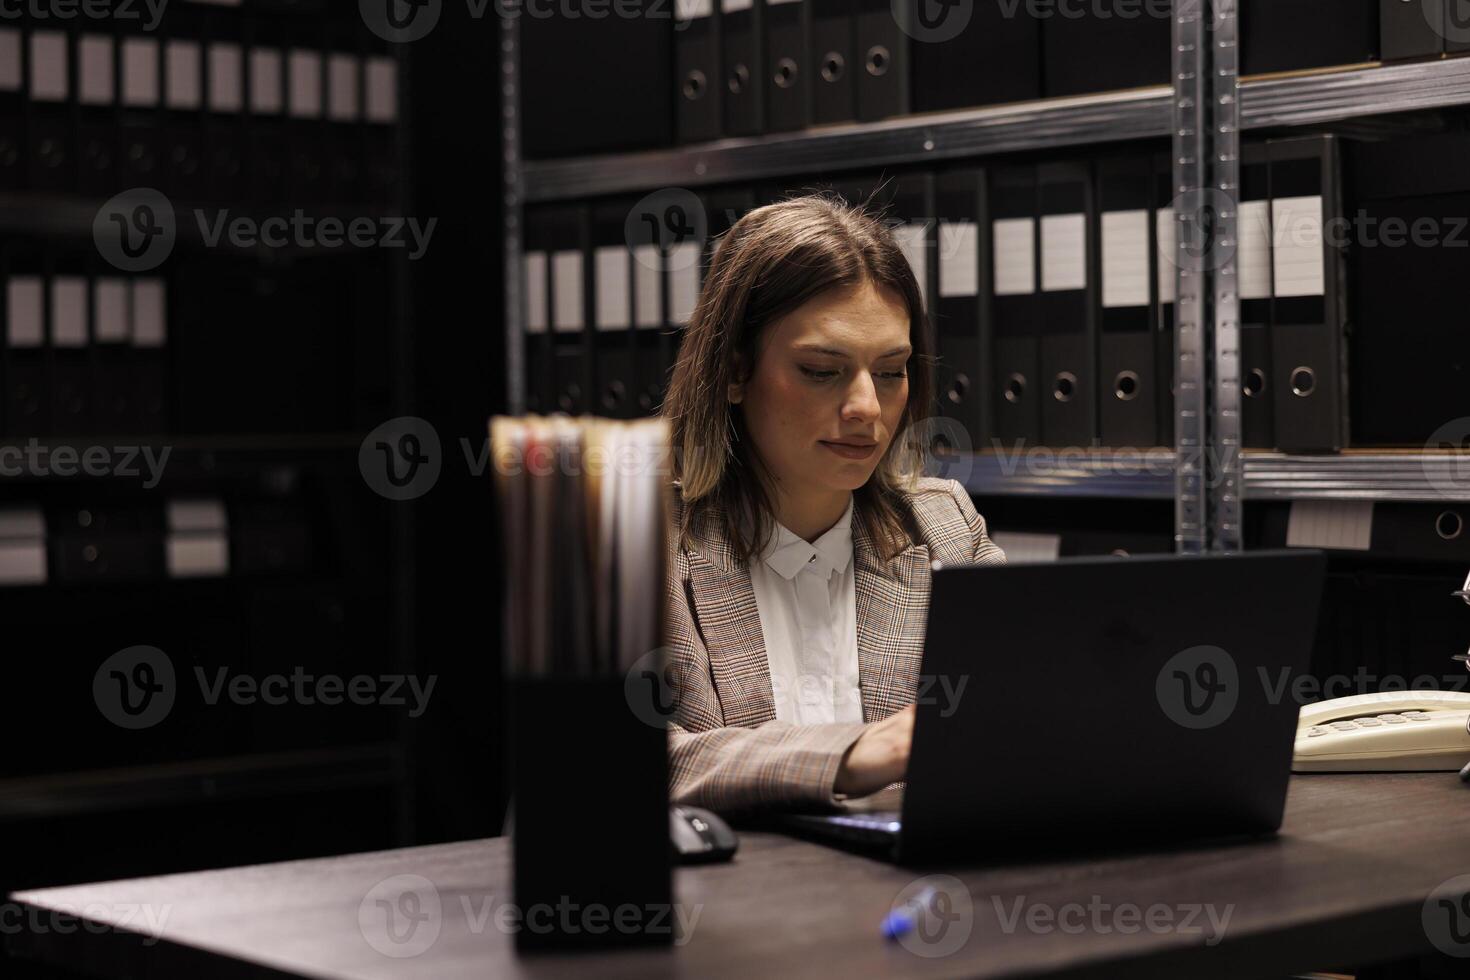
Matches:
[833,704,915,797]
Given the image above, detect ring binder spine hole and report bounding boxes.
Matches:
[1291,366,1316,397]
[684,71,706,100]
[866,46,888,77]
[775,59,797,87]
[1436,511,1464,542]
[1006,373,1026,404]
[821,53,844,81]
[1244,368,1266,398]
[1054,372,1077,402]
[1116,371,1140,401]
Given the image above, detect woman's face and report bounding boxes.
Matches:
[732,279,913,500]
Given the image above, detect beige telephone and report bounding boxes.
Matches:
[1292,690,1470,772]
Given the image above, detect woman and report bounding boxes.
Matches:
[660,192,1005,813]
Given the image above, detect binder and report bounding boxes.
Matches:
[550,207,591,415]
[988,165,1041,447]
[1153,151,1176,447]
[27,27,72,192]
[93,273,136,433]
[363,52,399,204]
[119,25,165,190]
[699,186,755,281]
[246,17,288,205]
[1041,5,1169,97]
[810,0,855,125]
[1238,142,1275,450]
[934,167,988,452]
[1450,0,1470,53]
[1267,135,1347,453]
[1368,504,1470,562]
[53,504,163,583]
[1347,131,1470,446]
[131,277,169,434]
[287,41,329,203]
[764,0,810,133]
[631,236,665,416]
[1096,154,1158,449]
[885,171,936,344]
[163,5,207,201]
[912,0,1041,112]
[1240,0,1379,74]
[722,0,764,137]
[5,270,47,437]
[324,41,363,203]
[0,25,21,190]
[0,507,48,587]
[1037,160,1094,448]
[523,209,557,414]
[205,39,248,201]
[50,272,91,435]
[675,0,722,144]
[1381,0,1444,59]
[663,222,703,399]
[854,0,908,121]
[77,29,119,197]
[590,201,638,419]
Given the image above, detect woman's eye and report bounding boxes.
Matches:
[799,366,839,380]
[880,370,908,381]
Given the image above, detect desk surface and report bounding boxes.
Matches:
[9,773,1470,979]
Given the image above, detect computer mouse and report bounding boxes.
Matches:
[670,805,738,864]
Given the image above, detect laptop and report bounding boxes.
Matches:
[778,550,1327,864]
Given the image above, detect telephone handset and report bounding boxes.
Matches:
[1292,690,1470,773]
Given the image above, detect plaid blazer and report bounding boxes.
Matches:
[664,477,1006,811]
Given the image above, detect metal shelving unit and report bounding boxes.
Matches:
[502,6,1470,540]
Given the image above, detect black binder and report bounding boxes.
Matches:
[549,207,591,416]
[675,0,722,144]
[1347,131,1470,447]
[854,0,908,121]
[934,167,988,453]
[912,0,1041,112]
[589,201,638,419]
[700,186,756,278]
[0,24,22,190]
[204,34,249,203]
[119,23,166,193]
[1096,154,1159,448]
[363,50,399,205]
[323,34,364,204]
[49,269,92,436]
[1267,136,1348,453]
[1450,0,1470,52]
[285,38,329,205]
[76,26,119,197]
[810,0,854,125]
[1240,0,1379,74]
[522,208,558,415]
[4,259,47,437]
[1038,161,1094,448]
[1381,0,1445,59]
[130,275,169,434]
[27,25,73,193]
[662,207,705,397]
[988,164,1041,448]
[1041,4,1169,97]
[722,0,764,137]
[91,271,136,434]
[764,0,810,133]
[162,6,207,202]
[1238,142,1275,450]
[245,16,288,206]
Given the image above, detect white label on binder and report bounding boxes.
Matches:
[0,508,43,540]
[992,218,1035,297]
[1041,213,1086,292]
[633,246,661,328]
[669,243,701,325]
[122,37,159,106]
[551,250,584,333]
[209,43,244,112]
[366,57,398,124]
[166,40,202,109]
[95,278,130,343]
[1272,195,1325,298]
[328,54,359,122]
[721,0,753,11]
[249,47,283,114]
[169,498,227,532]
[990,531,1061,564]
[6,277,43,348]
[594,246,631,331]
[1238,199,1272,301]
[132,279,167,347]
[52,278,87,348]
[938,221,979,298]
[894,223,928,307]
[524,251,548,335]
[1156,209,1177,305]
[677,0,714,19]
[0,29,20,92]
[79,35,115,105]
[1287,500,1373,552]
[167,536,230,578]
[0,542,47,586]
[288,49,323,118]
[1101,210,1149,309]
[30,31,68,102]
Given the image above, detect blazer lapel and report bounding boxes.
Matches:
[852,517,931,724]
[685,526,778,728]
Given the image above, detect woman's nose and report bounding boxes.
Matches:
[842,373,881,421]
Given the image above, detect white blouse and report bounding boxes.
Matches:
[747,495,864,725]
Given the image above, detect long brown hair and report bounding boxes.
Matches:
[661,189,937,565]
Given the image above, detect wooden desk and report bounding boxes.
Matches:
[8,774,1470,979]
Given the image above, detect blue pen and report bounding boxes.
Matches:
[881,885,938,941]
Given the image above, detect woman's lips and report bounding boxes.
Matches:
[821,440,878,460]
